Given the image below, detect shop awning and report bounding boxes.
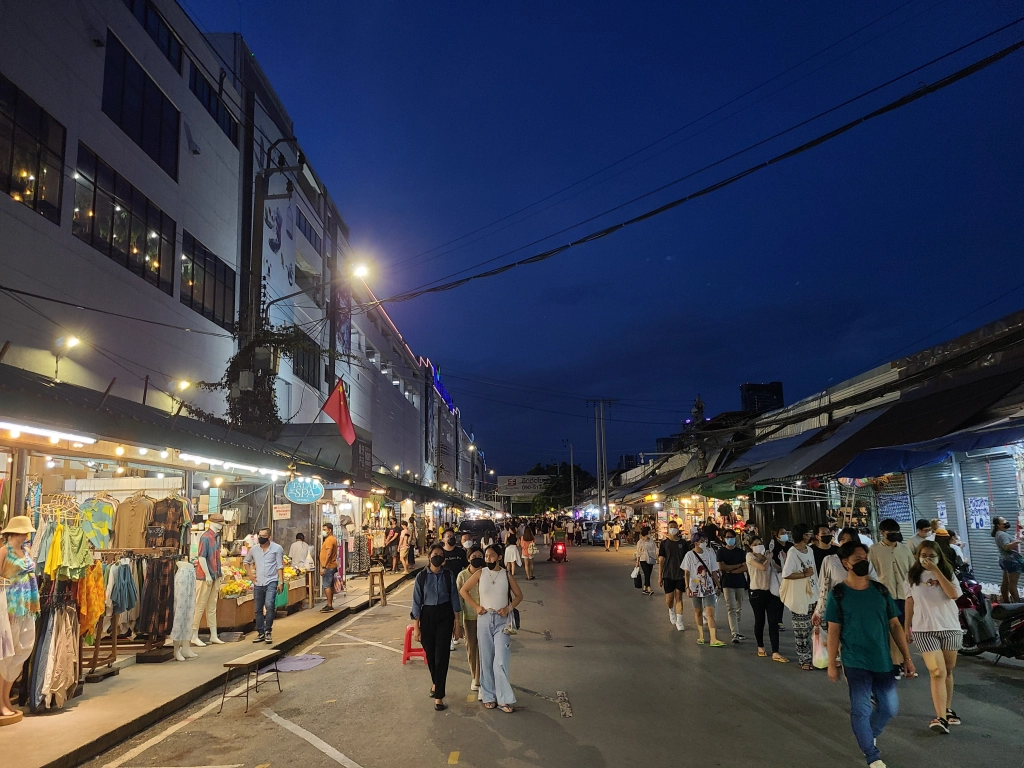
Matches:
[692,471,750,499]
[619,470,683,504]
[721,430,824,472]
[837,417,1024,478]
[0,363,352,482]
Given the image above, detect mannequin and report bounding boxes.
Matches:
[192,514,226,646]
[170,560,198,661]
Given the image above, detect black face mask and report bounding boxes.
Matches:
[486,562,499,571]
[257,536,269,545]
[430,555,445,567]
[820,535,833,544]
[470,558,485,569]
[887,532,903,543]
[850,560,870,577]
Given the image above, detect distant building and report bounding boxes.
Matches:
[740,382,784,414]
[655,436,678,453]
[618,454,639,471]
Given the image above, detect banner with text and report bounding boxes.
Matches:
[496,476,554,497]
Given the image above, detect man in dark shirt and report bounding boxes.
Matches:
[716,529,748,643]
[658,522,692,631]
[811,523,839,573]
[441,528,468,574]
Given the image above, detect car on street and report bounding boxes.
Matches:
[583,520,604,545]
[455,519,499,541]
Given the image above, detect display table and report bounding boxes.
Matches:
[198,579,307,630]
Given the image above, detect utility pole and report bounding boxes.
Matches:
[563,438,575,510]
[590,400,616,519]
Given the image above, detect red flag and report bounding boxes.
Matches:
[323,380,356,445]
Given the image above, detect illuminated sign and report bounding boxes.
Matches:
[284,478,325,504]
[433,366,456,413]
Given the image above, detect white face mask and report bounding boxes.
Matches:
[752,544,765,555]
[668,527,679,536]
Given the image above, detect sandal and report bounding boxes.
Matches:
[696,638,705,645]
[757,649,768,657]
[709,641,726,647]
[773,655,790,663]
[498,705,514,713]
[483,702,497,709]
[800,663,814,671]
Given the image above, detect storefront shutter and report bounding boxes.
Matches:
[908,461,958,542]
[875,473,911,540]
[959,454,1017,586]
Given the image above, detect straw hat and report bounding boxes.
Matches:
[1,516,36,535]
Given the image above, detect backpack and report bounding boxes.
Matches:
[830,580,891,624]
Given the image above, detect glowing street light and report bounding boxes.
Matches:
[177,380,191,391]
[353,264,369,278]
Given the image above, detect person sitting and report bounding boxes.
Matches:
[549,525,568,561]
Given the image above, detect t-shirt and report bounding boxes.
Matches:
[682,548,719,597]
[812,544,839,573]
[384,527,400,547]
[905,573,962,632]
[658,537,690,580]
[320,535,338,569]
[907,533,933,554]
[289,540,312,569]
[824,582,900,673]
[195,529,222,580]
[995,530,1019,561]
[442,545,468,574]
[716,546,747,589]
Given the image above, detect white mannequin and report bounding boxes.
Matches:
[192,519,226,646]
[171,560,199,661]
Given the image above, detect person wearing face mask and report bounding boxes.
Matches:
[658,521,691,631]
[634,526,658,595]
[905,541,963,733]
[243,527,284,644]
[746,536,787,662]
[0,516,40,718]
[869,519,915,677]
[683,533,723,646]
[781,523,819,669]
[826,541,915,768]
[458,545,524,713]
[992,516,1022,603]
[412,544,463,710]
[384,518,401,574]
[811,524,839,573]
[457,547,486,695]
[320,523,340,612]
[192,514,226,645]
[441,529,468,574]
[716,529,747,643]
[814,527,861,630]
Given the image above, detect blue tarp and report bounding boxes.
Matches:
[837,419,1024,479]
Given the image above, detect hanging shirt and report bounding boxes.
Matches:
[195,529,223,580]
[146,498,185,551]
[114,496,153,549]
[80,498,117,549]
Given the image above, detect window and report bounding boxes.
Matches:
[295,207,321,253]
[292,330,322,390]
[72,142,175,295]
[180,231,236,330]
[120,0,182,73]
[0,72,65,223]
[188,62,238,144]
[102,31,179,179]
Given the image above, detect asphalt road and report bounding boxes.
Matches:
[86,545,1024,768]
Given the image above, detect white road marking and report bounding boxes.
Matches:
[318,642,370,646]
[336,632,402,654]
[264,708,366,768]
[300,581,412,654]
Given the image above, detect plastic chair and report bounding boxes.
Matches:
[402,623,427,665]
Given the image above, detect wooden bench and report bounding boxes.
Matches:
[218,649,282,714]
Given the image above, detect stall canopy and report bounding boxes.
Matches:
[837,417,1024,479]
[722,430,824,472]
[620,471,683,504]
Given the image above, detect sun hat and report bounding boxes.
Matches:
[1,516,36,535]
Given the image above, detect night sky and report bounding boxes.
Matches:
[191,0,1024,476]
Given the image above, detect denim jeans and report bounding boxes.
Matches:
[845,666,898,765]
[254,582,278,635]
[477,611,516,707]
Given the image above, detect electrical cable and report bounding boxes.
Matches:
[362,24,1024,310]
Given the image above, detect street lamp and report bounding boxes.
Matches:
[353,264,369,278]
[54,336,80,381]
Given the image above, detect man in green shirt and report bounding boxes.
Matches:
[826,541,916,768]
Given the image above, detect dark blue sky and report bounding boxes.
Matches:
[192,0,1024,476]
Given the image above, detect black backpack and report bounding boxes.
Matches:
[830,580,891,624]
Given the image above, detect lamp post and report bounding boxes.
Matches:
[562,439,575,510]
[53,336,79,382]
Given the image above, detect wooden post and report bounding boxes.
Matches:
[0,340,10,364]
[97,378,117,410]
[142,375,149,405]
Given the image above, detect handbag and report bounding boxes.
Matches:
[274,581,289,609]
[812,626,829,669]
[630,565,641,579]
[780,570,813,614]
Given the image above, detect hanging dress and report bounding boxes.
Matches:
[170,562,197,642]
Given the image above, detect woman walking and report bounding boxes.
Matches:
[746,536,787,662]
[682,533,724,646]
[456,548,485,694]
[0,516,41,718]
[398,520,412,574]
[520,526,537,580]
[635,526,658,595]
[992,516,1022,603]
[459,546,524,713]
[503,534,523,577]
[906,541,964,733]
[411,544,463,711]
[781,522,819,670]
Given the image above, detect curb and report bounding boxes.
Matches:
[48,569,420,768]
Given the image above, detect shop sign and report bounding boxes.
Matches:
[433,366,456,414]
[284,478,325,504]
[496,475,553,497]
[967,497,991,529]
[353,437,372,482]
[272,503,292,520]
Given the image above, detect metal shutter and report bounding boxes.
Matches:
[959,455,1016,586]
[908,461,958,542]
[875,473,911,540]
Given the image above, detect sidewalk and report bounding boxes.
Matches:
[2,568,419,768]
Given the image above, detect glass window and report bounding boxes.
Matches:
[0,72,65,223]
[72,177,94,241]
[102,31,178,180]
[292,330,322,390]
[122,0,183,73]
[295,208,322,253]
[179,230,236,330]
[188,62,238,145]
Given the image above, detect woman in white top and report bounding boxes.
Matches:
[814,527,861,625]
[459,546,524,713]
[746,536,787,662]
[634,526,658,595]
[905,540,963,733]
[781,523,819,670]
[503,535,523,576]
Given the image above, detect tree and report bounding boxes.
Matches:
[525,462,594,515]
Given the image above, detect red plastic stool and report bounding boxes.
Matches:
[402,624,427,665]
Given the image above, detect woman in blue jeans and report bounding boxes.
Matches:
[459,545,524,712]
[826,541,915,768]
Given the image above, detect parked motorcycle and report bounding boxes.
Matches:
[957,567,1024,660]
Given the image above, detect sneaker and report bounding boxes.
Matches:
[450,639,457,651]
[868,761,886,768]
[265,634,273,644]
[732,635,740,644]
[929,717,950,734]
[668,610,677,626]
[734,633,745,640]
[253,633,265,643]
[675,618,686,632]
[945,709,961,725]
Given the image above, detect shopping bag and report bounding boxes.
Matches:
[812,626,829,669]
[333,572,345,593]
[275,581,289,609]
[630,565,641,579]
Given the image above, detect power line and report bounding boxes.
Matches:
[361,23,1024,310]
[383,0,931,275]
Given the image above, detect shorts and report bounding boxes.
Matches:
[321,567,338,590]
[664,577,685,594]
[999,556,1023,574]
[385,544,398,559]
[914,629,964,653]
[691,594,717,610]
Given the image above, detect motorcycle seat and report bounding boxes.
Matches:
[991,603,1024,621]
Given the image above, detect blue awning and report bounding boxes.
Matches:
[837,418,1024,478]
[723,430,823,471]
